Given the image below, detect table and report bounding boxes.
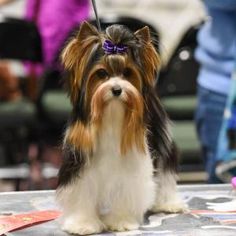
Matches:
[0,184,236,236]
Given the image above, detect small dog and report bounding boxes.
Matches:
[56,21,186,235]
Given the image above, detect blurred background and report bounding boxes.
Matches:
[0,0,207,191]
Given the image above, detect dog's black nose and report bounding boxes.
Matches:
[112,86,122,96]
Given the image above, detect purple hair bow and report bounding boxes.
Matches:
[103,40,128,55]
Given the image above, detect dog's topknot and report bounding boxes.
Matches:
[105,24,137,46]
[103,24,160,86]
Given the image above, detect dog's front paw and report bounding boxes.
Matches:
[61,216,105,235]
[102,215,139,232]
[152,198,188,213]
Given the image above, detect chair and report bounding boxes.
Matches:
[0,17,42,189]
[157,24,200,119]
[156,23,205,182]
[0,17,42,61]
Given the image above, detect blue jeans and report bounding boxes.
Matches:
[195,86,227,183]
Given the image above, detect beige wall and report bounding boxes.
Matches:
[0,0,26,19]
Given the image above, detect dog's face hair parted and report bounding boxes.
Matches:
[58,22,176,186]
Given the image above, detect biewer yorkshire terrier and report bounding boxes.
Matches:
[56,21,186,235]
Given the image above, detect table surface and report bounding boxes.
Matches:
[0,184,236,236]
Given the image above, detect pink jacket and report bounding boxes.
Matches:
[25,0,90,74]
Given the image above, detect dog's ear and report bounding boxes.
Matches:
[61,21,100,105]
[135,26,160,85]
[134,26,151,43]
[77,21,99,41]
[61,38,78,70]
[61,21,99,70]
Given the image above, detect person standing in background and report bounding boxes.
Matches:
[24,0,90,189]
[195,0,236,183]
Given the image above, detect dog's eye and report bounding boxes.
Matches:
[123,68,133,78]
[96,69,108,79]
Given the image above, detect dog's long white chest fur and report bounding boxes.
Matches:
[57,101,155,234]
[94,101,155,216]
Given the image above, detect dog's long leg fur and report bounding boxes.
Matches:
[144,87,187,213]
[57,168,105,235]
[152,169,187,213]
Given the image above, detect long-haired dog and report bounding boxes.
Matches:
[56,21,186,235]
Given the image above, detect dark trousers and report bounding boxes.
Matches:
[195,86,227,183]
